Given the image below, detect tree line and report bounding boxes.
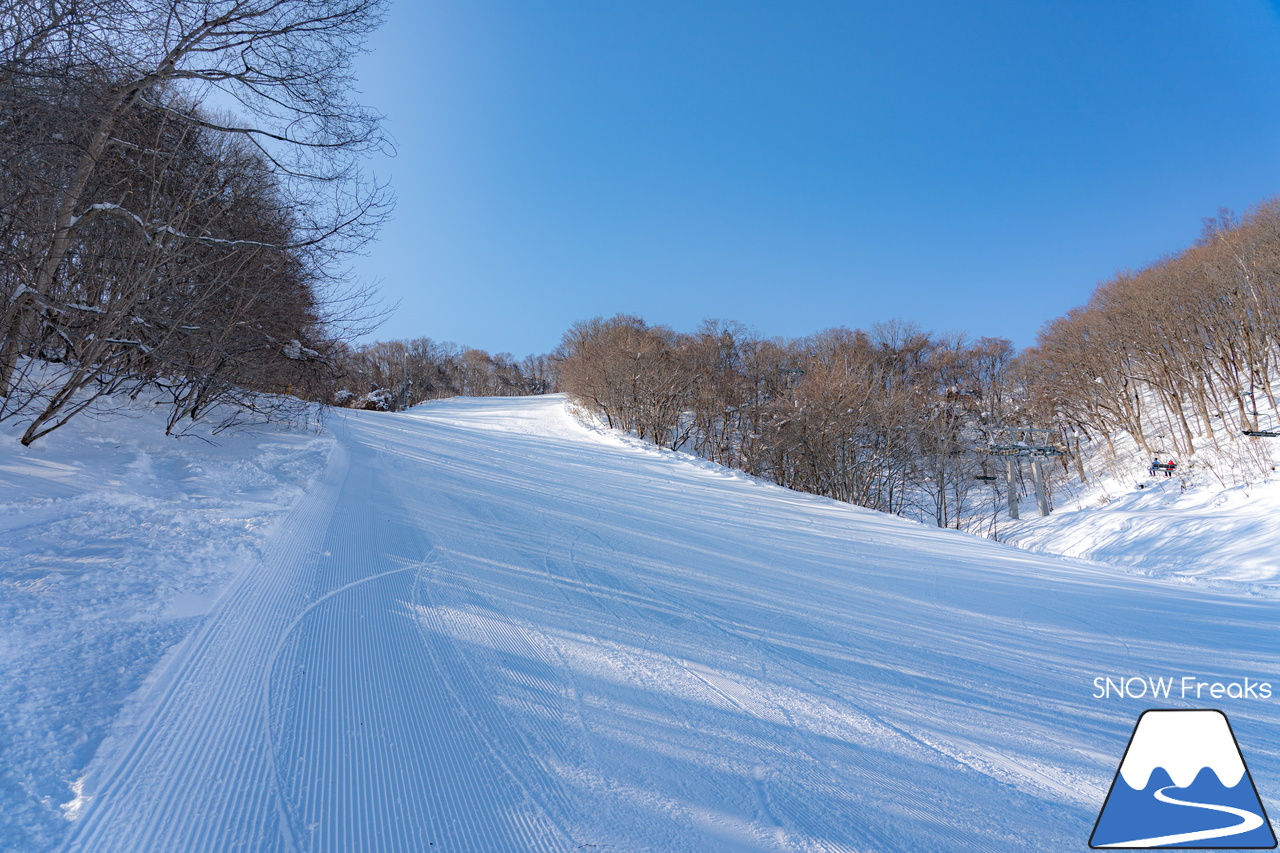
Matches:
[0,0,388,444]
[331,339,554,410]
[556,315,1020,529]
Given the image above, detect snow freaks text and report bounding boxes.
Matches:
[1092,676,1273,701]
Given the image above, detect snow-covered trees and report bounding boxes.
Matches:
[0,0,389,442]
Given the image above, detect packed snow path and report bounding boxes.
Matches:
[62,397,1279,852]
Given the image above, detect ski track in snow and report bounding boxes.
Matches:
[56,396,1280,851]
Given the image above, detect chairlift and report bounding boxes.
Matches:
[976,426,1058,518]
[1243,418,1280,437]
[1242,409,1279,436]
[976,425,1063,458]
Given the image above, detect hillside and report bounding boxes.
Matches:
[3,395,1278,851]
[1004,470,1280,589]
[998,407,1280,588]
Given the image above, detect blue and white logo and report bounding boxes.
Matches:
[1091,710,1276,848]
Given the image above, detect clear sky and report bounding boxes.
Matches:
[348,1,1280,358]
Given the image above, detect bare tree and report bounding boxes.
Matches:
[0,0,390,441]
[557,314,698,446]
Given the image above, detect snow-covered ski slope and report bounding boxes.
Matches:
[61,396,1280,852]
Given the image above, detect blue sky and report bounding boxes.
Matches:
[350,1,1280,357]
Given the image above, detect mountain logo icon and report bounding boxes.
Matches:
[1090,709,1277,848]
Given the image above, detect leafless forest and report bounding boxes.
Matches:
[1024,202,1280,475]
[0,0,389,444]
[332,339,553,411]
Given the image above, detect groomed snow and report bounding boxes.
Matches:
[5,395,1279,851]
[0,398,333,850]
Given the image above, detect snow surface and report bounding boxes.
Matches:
[0,399,333,850]
[1003,470,1280,589]
[4,394,1279,851]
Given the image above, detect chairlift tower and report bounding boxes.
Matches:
[976,427,1063,518]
